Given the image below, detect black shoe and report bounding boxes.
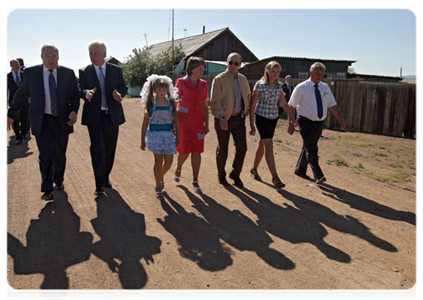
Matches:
[94,188,104,196]
[15,139,22,145]
[23,133,30,139]
[105,181,112,188]
[315,176,327,185]
[229,173,244,188]
[55,183,64,190]
[218,176,229,186]
[41,191,54,201]
[294,171,310,180]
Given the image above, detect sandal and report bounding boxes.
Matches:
[192,181,202,194]
[272,176,285,189]
[160,177,165,189]
[154,187,164,200]
[250,168,261,181]
[174,168,181,182]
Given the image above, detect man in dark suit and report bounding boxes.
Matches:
[7,45,80,200]
[78,41,127,196]
[282,75,294,101]
[7,59,29,144]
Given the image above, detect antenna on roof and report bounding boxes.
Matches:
[143,33,148,47]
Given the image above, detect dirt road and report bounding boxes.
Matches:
[7,97,416,290]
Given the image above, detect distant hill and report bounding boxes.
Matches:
[403,75,416,79]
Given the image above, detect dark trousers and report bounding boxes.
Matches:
[214,115,247,178]
[295,116,325,180]
[87,112,119,189]
[35,115,69,192]
[13,103,30,140]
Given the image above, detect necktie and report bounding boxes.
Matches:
[314,83,323,119]
[15,72,20,87]
[49,69,59,117]
[98,66,107,109]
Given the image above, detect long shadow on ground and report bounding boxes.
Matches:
[91,188,162,289]
[318,183,416,226]
[179,185,295,270]
[157,191,233,272]
[7,191,93,289]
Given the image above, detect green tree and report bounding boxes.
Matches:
[122,45,185,87]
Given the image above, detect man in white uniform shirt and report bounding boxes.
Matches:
[288,62,346,184]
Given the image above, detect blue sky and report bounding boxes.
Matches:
[6,8,416,77]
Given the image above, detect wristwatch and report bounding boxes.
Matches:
[219,116,225,120]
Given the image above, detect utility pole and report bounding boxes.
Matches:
[400,67,403,78]
[172,9,175,80]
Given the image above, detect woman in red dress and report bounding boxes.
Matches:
[174,57,209,193]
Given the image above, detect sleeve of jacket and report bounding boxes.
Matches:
[210,76,224,118]
[78,69,89,101]
[116,67,127,98]
[7,72,29,120]
[69,70,80,114]
[4,75,9,108]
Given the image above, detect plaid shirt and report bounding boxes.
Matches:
[253,79,283,119]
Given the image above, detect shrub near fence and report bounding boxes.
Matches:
[329,80,416,139]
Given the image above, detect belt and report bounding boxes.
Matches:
[101,109,110,115]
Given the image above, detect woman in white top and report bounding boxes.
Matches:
[249,61,297,189]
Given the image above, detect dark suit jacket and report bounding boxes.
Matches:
[78,63,127,127]
[7,64,80,137]
[282,83,294,101]
[7,70,25,106]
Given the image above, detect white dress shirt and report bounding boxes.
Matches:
[288,78,337,121]
[43,65,57,115]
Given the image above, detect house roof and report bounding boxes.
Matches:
[147,27,258,61]
[240,56,356,68]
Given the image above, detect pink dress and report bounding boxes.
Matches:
[175,76,209,153]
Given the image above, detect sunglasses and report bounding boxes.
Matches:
[228,61,241,66]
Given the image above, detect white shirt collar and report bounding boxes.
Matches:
[43,65,57,73]
[94,61,106,71]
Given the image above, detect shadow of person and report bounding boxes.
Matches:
[179,186,295,270]
[157,191,233,272]
[7,191,93,289]
[277,189,398,253]
[90,189,161,289]
[318,183,416,226]
[226,186,351,263]
[7,136,33,164]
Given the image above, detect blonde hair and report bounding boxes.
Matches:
[261,61,282,83]
[146,79,177,120]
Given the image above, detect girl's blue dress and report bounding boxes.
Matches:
[146,101,177,155]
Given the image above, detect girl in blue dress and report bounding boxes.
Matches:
[141,75,180,199]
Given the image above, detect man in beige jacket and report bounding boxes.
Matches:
[210,53,251,187]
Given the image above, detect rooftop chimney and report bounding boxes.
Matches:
[203,26,205,34]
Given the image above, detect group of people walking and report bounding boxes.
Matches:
[7,44,346,202]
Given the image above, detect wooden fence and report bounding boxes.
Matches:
[328,80,416,138]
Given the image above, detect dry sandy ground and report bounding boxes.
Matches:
[7,97,416,292]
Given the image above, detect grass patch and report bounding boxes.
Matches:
[389,163,403,168]
[333,146,348,152]
[338,139,373,147]
[273,138,283,143]
[352,152,363,157]
[327,156,349,167]
[375,153,388,157]
[353,167,410,183]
